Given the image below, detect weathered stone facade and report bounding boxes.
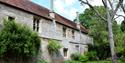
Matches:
[0,0,93,63]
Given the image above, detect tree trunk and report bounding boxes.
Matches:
[106,0,117,63]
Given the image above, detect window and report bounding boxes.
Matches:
[63,26,66,37]
[75,45,79,52]
[33,17,40,32]
[8,16,15,21]
[63,48,68,57]
[72,30,75,38]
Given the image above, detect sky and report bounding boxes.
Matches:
[31,0,124,24]
[31,0,102,21]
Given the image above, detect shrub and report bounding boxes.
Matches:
[79,54,89,62]
[86,51,98,60]
[0,19,40,57]
[88,44,111,60]
[47,39,62,54]
[70,52,89,62]
[70,53,81,60]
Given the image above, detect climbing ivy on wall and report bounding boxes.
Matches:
[0,19,41,57]
[47,39,62,54]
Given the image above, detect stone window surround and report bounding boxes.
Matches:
[62,26,67,37]
[33,16,40,32]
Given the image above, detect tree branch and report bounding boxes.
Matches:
[115,14,125,19]
[103,0,113,19]
[102,0,123,19]
[102,0,107,8]
[111,0,123,19]
[121,3,125,14]
[79,0,107,22]
[107,0,114,17]
[108,0,114,10]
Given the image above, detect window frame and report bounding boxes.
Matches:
[63,26,67,37]
[33,16,40,32]
[63,48,68,57]
[72,30,75,39]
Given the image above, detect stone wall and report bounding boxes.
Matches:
[0,3,93,63]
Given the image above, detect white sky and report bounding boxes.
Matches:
[53,0,103,20]
[32,0,124,24]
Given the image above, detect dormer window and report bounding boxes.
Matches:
[63,26,66,37]
[33,16,40,32]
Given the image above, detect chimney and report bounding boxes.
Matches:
[76,12,80,29]
[50,0,54,12]
[49,0,56,35]
[49,0,55,19]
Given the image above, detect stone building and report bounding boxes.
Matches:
[0,0,93,63]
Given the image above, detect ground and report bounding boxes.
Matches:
[86,60,124,63]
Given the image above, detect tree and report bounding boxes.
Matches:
[0,19,40,58]
[79,6,106,29]
[79,5,125,61]
[121,19,125,32]
[114,26,125,57]
[78,0,123,63]
[79,6,111,60]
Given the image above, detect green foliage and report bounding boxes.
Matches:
[70,53,81,60]
[47,39,62,54]
[76,5,125,59]
[86,50,97,60]
[114,25,125,57]
[88,44,111,60]
[65,59,125,63]
[0,19,40,57]
[64,60,81,63]
[78,6,125,59]
[121,19,125,32]
[79,6,106,29]
[86,60,111,63]
[79,6,110,60]
[36,60,48,63]
[116,20,125,57]
[86,60,125,63]
[79,54,89,62]
[70,53,89,62]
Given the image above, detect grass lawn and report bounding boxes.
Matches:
[86,60,111,63]
[65,59,125,63]
[86,60,124,63]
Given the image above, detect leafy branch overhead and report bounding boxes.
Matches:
[79,0,123,21]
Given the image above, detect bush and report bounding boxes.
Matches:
[88,44,111,60]
[47,39,62,54]
[79,54,89,62]
[87,51,98,60]
[0,19,41,57]
[70,52,89,62]
[70,53,81,60]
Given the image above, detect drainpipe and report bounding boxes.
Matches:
[76,12,81,53]
[50,0,56,36]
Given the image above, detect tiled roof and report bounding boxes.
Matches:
[0,0,88,33]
